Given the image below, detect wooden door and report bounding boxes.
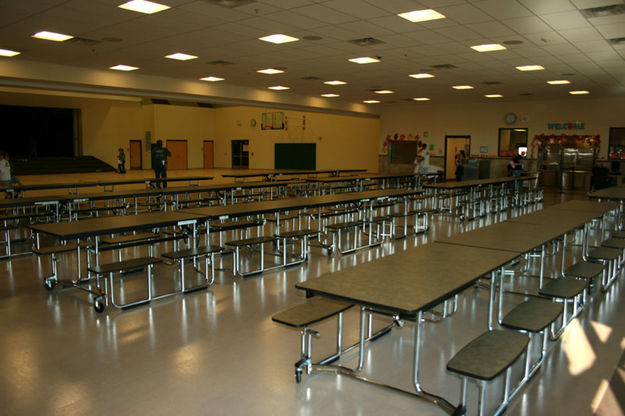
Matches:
[203,140,214,169]
[166,140,188,170]
[129,140,142,170]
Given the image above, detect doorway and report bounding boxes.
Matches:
[129,140,142,170]
[231,140,249,169]
[203,140,214,169]
[166,140,188,170]
[445,136,471,180]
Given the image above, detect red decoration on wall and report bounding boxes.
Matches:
[529,133,600,159]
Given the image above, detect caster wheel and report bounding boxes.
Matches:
[459,215,465,222]
[44,279,56,291]
[94,300,105,313]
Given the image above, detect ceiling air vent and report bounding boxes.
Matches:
[207,60,235,65]
[431,64,458,70]
[581,4,625,18]
[609,37,625,45]
[519,93,534,96]
[348,37,385,46]
[483,81,502,85]
[202,0,256,8]
[302,76,321,80]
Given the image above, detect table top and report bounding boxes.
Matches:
[423,175,538,190]
[27,211,201,239]
[296,242,518,317]
[436,221,565,253]
[0,176,214,192]
[547,200,619,213]
[181,189,421,220]
[222,169,367,179]
[304,173,427,183]
[588,186,625,201]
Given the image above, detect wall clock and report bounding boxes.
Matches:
[504,112,517,125]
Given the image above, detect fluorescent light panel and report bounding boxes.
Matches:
[363,100,380,104]
[321,93,339,97]
[409,73,434,79]
[348,57,380,64]
[324,80,347,85]
[259,34,299,44]
[516,65,544,71]
[374,90,394,94]
[32,31,73,42]
[257,68,284,74]
[200,76,224,82]
[165,52,197,60]
[413,97,430,101]
[471,43,506,52]
[569,90,589,95]
[0,48,20,57]
[485,94,503,98]
[547,80,571,85]
[398,9,445,22]
[268,85,289,90]
[118,0,170,14]
[453,85,474,90]
[110,64,138,71]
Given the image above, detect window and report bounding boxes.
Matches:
[608,127,625,160]
[498,128,528,157]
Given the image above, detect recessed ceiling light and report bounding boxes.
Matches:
[398,9,446,22]
[452,85,474,90]
[324,80,347,85]
[268,85,290,90]
[516,65,544,71]
[200,76,224,82]
[363,100,380,104]
[0,48,20,57]
[257,68,284,74]
[470,43,507,52]
[110,64,138,71]
[32,31,73,42]
[165,53,198,61]
[547,80,571,85]
[348,57,380,64]
[259,34,299,44]
[118,0,170,14]
[485,94,503,98]
[374,90,394,94]
[569,90,589,95]
[321,93,339,98]
[409,73,434,79]
[413,97,430,101]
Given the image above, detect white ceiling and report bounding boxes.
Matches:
[1,0,624,106]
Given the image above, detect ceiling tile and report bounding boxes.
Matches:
[517,0,577,14]
[473,0,535,19]
[438,3,494,24]
[292,4,357,24]
[594,23,625,39]
[264,10,325,29]
[502,16,554,34]
[467,21,517,37]
[323,0,390,19]
[339,21,395,37]
[540,11,593,30]
[569,0,622,9]
[435,25,483,41]
[558,27,605,42]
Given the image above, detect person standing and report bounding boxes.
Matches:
[455,150,466,181]
[152,140,171,188]
[117,148,126,174]
[0,152,14,198]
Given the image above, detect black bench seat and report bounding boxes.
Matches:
[88,256,163,275]
[539,277,588,299]
[161,245,224,292]
[501,298,563,333]
[225,235,276,247]
[272,297,353,382]
[564,261,603,280]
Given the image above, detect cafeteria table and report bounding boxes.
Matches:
[296,242,519,414]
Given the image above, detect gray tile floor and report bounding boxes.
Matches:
[1,189,623,415]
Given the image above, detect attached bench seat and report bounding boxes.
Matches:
[587,247,620,291]
[539,277,588,336]
[98,231,188,260]
[564,261,604,280]
[272,297,353,382]
[390,208,432,238]
[161,245,224,292]
[447,330,530,416]
[226,235,280,277]
[501,298,563,333]
[325,219,382,255]
[87,256,164,312]
[206,219,264,246]
[35,241,91,290]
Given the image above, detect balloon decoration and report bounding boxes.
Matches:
[385,133,420,142]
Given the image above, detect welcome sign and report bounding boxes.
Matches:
[547,122,585,130]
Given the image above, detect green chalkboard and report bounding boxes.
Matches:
[275,143,316,170]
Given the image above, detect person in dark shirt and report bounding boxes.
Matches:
[152,140,171,188]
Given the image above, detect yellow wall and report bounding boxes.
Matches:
[379,96,625,161]
[213,106,379,171]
